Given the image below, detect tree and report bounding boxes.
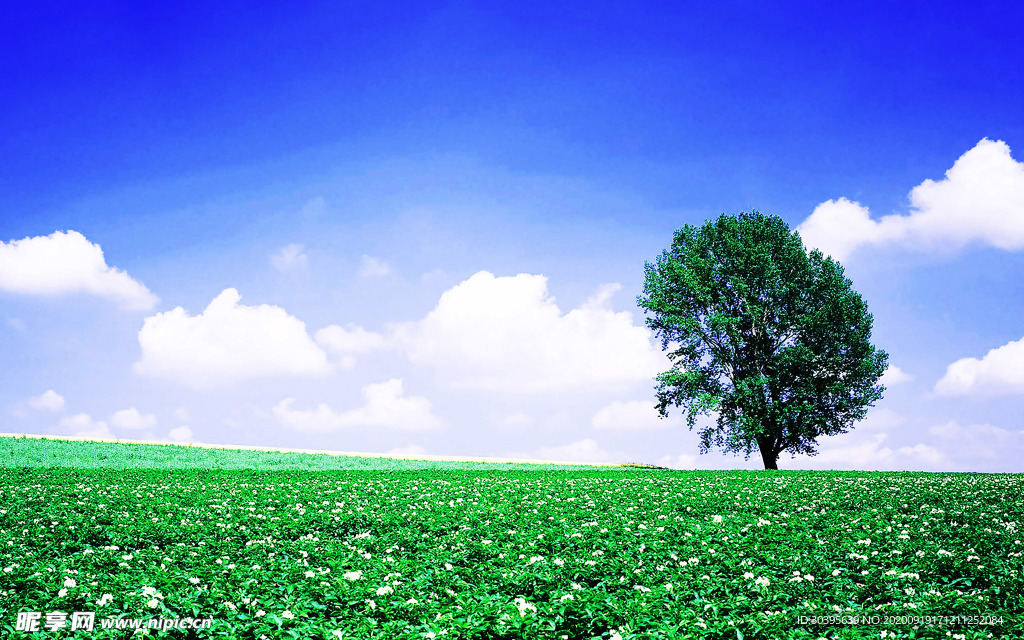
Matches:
[637,211,888,470]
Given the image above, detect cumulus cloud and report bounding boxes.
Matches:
[591,400,671,430]
[134,288,333,389]
[393,272,665,394]
[315,323,392,369]
[59,413,114,440]
[111,407,157,430]
[532,438,618,464]
[273,379,441,432]
[927,421,1024,471]
[0,230,158,310]
[798,139,1024,261]
[28,390,65,412]
[879,366,913,386]
[358,255,391,277]
[271,244,308,272]
[657,453,698,469]
[168,425,194,443]
[799,431,948,471]
[933,336,1024,397]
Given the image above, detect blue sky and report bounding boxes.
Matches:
[2,2,1023,471]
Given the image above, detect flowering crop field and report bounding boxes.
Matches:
[0,449,1021,638]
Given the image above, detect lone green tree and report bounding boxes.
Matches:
[638,211,888,470]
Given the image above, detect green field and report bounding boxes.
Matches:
[0,436,624,472]
[0,438,1020,639]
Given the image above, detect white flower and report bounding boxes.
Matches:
[97,593,113,606]
[188,577,200,585]
[514,597,537,616]
[304,570,315,578]
[406,598,419,604]
[255,610,266,617]
[445,563,454,570]
[147,598,159,609]
[755,576,770,587]
[344,570,363,581]
[141,586,159,597]
[224,602,236,611]
[712,515,723,523]
[832,569,841,577]
[58,588,68,597]
[743,572,754,579]
[282,610,294,619]
[376,586,394,596]
[63,577,77,588]
[560,593,574,602]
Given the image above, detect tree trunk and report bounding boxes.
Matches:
[756,436,779,470]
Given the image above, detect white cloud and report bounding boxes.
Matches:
[657,453,698,469]
[798,139,1024,260]
[799,432,948,471]
[28,390,65,412]
[59,413,114,440]
[168,425,194,443]
[592,400,671,430]
[358,255,391,277]
[798,198,884,262]
[271,244,308,272]
[927,421,1024,470]
[532,438,618,464]
[315,323,392,369]
[393,272,665,394]
[880,366,913,386]
[111,407,157,430]
[933,336,1024,397]
[386,443,429,458]
[273,379,441,432]
[134,288,333,389]
[174,407,191,422]
[0,230,158,310]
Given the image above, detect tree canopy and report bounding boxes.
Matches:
[637,211,889,469]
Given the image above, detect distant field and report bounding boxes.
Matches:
[0,434,627,471]
[0,437,1021,639]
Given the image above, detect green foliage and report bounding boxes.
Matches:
[0,465,1020,639]
[0,437,608,472]
[638,211,889,468]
